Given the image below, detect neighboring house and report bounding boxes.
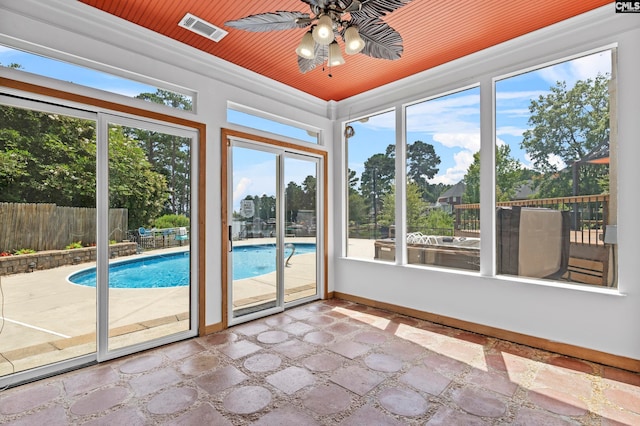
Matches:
[514,181,536,200]
[437,181,466,213]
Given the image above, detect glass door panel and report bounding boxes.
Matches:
[230,145,282,322]
[106,120,194,352]
[0,100,97,380]
[283,155,319,305]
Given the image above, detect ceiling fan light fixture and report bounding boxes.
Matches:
[312,14,335,45]
[296,31,315,59]
[328,41,345,66]
[344,26,365,55]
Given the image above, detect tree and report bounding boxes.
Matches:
[407,140,441,200]
[135,89,193,111]
[462,144,526,203]
[131,90,193,216]
[301,175,316,209]
[347,169,368,226]
[379,182,429,229]
[108,126,168,228]
[285,182,303,222]
[521,74,610,196]
[379,182,454,233]
[0,106,97,206]
[0,104,169,228]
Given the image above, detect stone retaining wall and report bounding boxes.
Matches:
[0,242,137,276]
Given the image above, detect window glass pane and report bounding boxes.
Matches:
[345,110,395,261]
[405,87,481,271]
[495,50,615,286]
[0,103,97,375]
[0,45,193,110]
[107,122,192,350]
[227,108,318,144]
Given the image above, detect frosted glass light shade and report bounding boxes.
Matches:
[312,15,335,45]
[344,26,365,55]
[296,31,315,59]
[328,41,345,66]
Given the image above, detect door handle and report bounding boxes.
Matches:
[228,225,233,252]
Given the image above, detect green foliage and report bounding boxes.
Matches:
[0,105,170,229]
[407,140,442,202]
[462,145,528,203]
[379,182,429,229]
[136,89,192,111]
[356,140,442,226]
[133,90,192,217]
[153,214,190,229]
[14,248,36,255]
[65,241,83,249]
[107,125,168,228]
[424,209,454,231]
[521,74,610,197]
[0,107,97,206]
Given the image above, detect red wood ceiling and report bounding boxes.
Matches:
[78,0,610,101]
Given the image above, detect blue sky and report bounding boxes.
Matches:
[348,50,611,187]
[0,45,159,97]
[1,45,611,207]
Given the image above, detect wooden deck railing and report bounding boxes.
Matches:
[454,194,609,246]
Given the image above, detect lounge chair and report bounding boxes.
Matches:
[138,227,156,248]
[175,227,189,246]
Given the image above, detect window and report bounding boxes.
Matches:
[405,87,481,271]
[0,45,193,110]
[227,105,319,144]
[494,49,615,286]
[345,110,395,261]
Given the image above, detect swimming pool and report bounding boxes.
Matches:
[68,243,316,288]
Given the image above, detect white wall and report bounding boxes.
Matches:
[0,0,334,327]
[333,6,640,360]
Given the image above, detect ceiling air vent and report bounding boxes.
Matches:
[179,13,228,42]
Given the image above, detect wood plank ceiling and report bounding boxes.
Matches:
[78,0,610,101]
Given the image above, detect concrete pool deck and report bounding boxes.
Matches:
[0,237,341,376]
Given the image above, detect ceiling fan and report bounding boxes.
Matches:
[225,0,413,74]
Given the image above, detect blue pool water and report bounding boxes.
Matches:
[69,243,316,288]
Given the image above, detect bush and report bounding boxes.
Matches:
[65,241,83,249]
[153,214,190,229]
[14,248,36,255]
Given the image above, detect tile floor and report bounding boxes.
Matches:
[1,299,640,425]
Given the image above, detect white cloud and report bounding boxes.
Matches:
[548,153,566,170]
[497,108,531,118]
[496,126,527,137]
[430,150,474,185]
[357,93,481,134]
[432,132,479,152]
[537,51,611,87]
[496,90,547,101]
[523,153,566,170]
[233,177,253,206]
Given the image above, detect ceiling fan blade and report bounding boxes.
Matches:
[343,1,363,13]
[298,43,328,73]
[225,11,310,32]
[351,0,413,19]
[353,18,403,60]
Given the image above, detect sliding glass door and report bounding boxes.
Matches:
[0,98,97,380]
[0,96,199,386]
[100,115,198,359]
[227,138,322,326]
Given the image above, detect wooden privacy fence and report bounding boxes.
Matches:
[0,203,127,251]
